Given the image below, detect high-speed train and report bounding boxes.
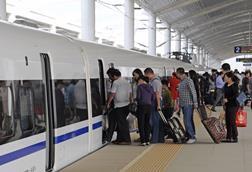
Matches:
[0,20,196,172]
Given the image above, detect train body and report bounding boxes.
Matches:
[0,21,195,172]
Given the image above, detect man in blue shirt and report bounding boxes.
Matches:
[211,71,225,112]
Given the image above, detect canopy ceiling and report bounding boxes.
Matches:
[136,0,252,60]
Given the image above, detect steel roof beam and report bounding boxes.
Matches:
[154,0,200,16]
[172,0,244,28]
[189,19,250,41]
[184,11,249,37]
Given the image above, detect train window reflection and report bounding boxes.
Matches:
[0,80,46,145]
[54,79,88,128]
[0,81,14,144]
[91,79,102,117]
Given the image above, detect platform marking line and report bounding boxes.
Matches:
[120,113,201,172]
[121,144,183,172]
[120,144,154,172]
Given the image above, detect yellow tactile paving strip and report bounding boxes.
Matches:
[121,113,201,172]
[121,144,183,172]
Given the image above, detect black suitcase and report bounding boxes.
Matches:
[158,111,186,143]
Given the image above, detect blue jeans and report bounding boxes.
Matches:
[150,107,164,143]
[182,105,196,139]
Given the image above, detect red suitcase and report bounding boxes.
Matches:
[197,105,226,144]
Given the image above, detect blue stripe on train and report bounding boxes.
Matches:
[92,121,102,130]
[54,126,89,144]
[0,141,46,166]
[0,121,102,166]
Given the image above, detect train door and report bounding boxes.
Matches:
[40,53,55,172]
[90,59,106,151]
[0,53,47,172]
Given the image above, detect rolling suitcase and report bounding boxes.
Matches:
[197,105,226,144]
[158,111,186,143]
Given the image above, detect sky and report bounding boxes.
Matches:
[6,0,180,54]
[5,0,248,71]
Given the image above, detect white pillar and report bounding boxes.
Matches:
[81,0,95,41]
[50,25,57,33]
[124,0,134,49]
[197,46,200,65]
[174,31,181,52]
[205,52,208,67]
[0,0,7,21]
[147,12,156,56]
[181,35,188,53]
[200,48,204,66]
[163,23,171,58]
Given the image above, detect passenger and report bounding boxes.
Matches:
[211,71,225,112]
[106,68,131,145]
[64,80,76,119]
[169,72,180,116]
[136,76,154,146]
[74,80,88,121]
[65,80,76,109]
[208,75,216,105]
[222,71,239,143]
[55,80,66,128]
[132,68,143,83]
[234,69,242,88]
[161,79,174,120]
[241,70,251,94]
[132,68,143,102]
[144,68,164,143]
[176,67,198,144]
[188,70,200,105]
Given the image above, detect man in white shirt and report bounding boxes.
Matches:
[106,68,131,145]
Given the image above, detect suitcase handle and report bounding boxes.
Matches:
[158,110,168,124]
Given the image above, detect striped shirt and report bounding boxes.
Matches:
[178,77,198,107]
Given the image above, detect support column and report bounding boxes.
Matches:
[200,48,204,65]
[205,52,209,67]
[163,23,171,58]
[81,0,95,41]
[0,0,7,21]
[197,46,200,65]
[182,36,188,53]
[174,31,181,52]
[50,25,57,33]
[147,12,156,56]
[124,0,134,49]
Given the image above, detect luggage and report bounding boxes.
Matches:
[158,110,186,143]
[236,108,247,127]
[197,105,226,144]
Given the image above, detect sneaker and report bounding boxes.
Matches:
[146,142,150,145]
[140,142,146,146]
[186,139,196,144]
[231,138,238,143]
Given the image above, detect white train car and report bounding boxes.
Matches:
[0,21,195,172]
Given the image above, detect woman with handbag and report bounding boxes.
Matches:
[136,76,155,146]
[223,71,239,143]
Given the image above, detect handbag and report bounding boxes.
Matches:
[236,108,247,127]
[129,102,137,115]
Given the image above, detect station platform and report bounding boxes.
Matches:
[61,107,252,172]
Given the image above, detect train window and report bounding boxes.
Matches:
[54,79,88,128]
[90,79,102,117]
[16,80,46,137]
[0,80,46,145]
[0,81,14,145]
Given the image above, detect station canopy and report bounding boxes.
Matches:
[136,0,252,60]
